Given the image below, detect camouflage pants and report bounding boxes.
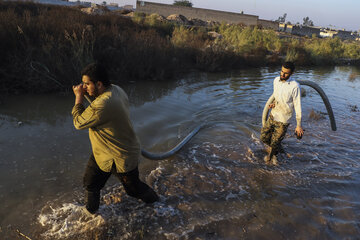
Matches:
[260,115,289,155]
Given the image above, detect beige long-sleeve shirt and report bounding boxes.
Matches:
[72,84,140,173]
[271,76,302,127]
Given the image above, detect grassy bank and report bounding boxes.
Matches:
[1,2,360,94]
[0,2,178,93]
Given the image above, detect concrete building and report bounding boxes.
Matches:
[320,29,356,40]
[279,23,320,37]
[320,29,338,38]
[258,19,278,30]
[123,5,134,10]
[292,25,320,37]
[284,24,294,34]
[109,3,118,7]
[136,1,259,26]
[337,30,356,40]
[278,23,286,32]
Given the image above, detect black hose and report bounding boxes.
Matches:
[34,61,204,161]
[141,124,205,160]
[84,96,205,160]
[298,80,336,131]
[262,80,337,131]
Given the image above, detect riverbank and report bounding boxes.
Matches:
[1,1,360,94]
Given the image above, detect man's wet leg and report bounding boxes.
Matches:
[83,154,111,213]
[268,121,289,164]
[260,117,274,146]
[116,167,159,203]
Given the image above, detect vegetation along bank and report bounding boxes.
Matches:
[1,1,360,94]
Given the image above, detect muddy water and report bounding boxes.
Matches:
[1,66,360,239]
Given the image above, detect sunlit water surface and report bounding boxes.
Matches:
[1,66,360,239]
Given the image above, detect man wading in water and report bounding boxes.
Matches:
[260,62,304,164]
[72,63,158,214]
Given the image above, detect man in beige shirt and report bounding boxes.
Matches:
[72,63,158,214]
[261,62,304,164]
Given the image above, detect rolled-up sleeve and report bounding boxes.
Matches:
[71,103,106,130]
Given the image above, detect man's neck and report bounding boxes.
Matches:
[95,85,110,98]
[280,77,290,82]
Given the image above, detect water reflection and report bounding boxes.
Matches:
[0,94,72,125]
[1,66,360,239]
[123,79,180,107]
[308,65,336,78]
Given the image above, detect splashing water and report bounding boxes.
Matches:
[1,66,360,239]
[39,203,105,239]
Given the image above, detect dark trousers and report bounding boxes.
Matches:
[83,154,158,213]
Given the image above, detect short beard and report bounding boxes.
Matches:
[93,87,99,97]
[280,76,289,81]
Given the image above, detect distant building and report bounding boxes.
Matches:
[292,25,321,37]
[123,5,134,10]
[109,3,118,7]
[278,23,294,34]
[258,19,278,30]
[320,29,356,40]
[136,1,278,29]
[337,30,356,40]
[107,2,121,10]
[285,24,293,34]
[136,1,260,27]
[278,23,286,32]
[279,23,320,37]
[320,29,338,38]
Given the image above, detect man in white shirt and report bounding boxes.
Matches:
[260,62,304,164]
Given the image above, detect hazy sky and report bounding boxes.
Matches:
[88,0,359,31]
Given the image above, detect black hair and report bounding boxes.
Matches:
[282,61,295,73]
[81,63,110,87]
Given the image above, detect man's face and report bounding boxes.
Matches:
[280,66,293,81]
[82,75,98,97]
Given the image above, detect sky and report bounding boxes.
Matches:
[82,0,359,31]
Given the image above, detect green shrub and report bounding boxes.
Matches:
[344,42,360,59]
[0,2,176,93]
[171,25,207,49]
[1,1,360,94]
[304,37,344,64]
[218,24,282,55]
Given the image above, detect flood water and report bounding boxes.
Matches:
[1,66,360,239]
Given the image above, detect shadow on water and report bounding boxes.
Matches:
[1,66,360,239]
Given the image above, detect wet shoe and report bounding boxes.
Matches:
[85,191,100,214]
[85,206,97,214]
[140,188,159,204]
[81,205,96,216]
